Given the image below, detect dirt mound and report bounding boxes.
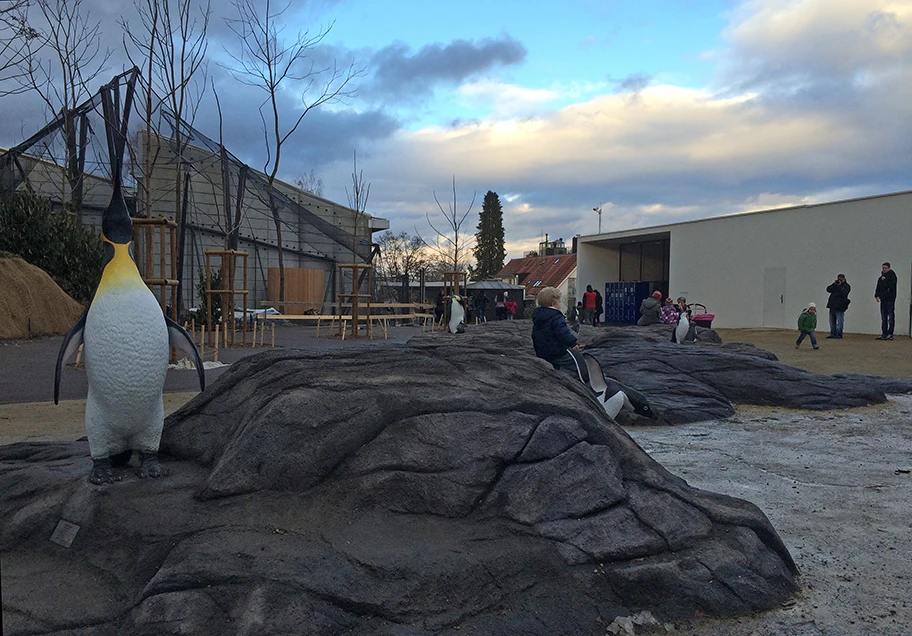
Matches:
[0,256,85,339]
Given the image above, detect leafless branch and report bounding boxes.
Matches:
[221,0,363,300]
[417,176,476,273]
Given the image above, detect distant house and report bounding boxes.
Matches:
[497,253,578,312]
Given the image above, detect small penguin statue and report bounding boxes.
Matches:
[447,294,467,334]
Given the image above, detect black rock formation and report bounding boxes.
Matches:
[9,321,904,634]
[547,323,912,425]
[1,331,803,635]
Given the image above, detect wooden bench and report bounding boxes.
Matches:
[260,313,395,340]
[258,301,435,338]
[407,313,434,330]
[261,314,346,338]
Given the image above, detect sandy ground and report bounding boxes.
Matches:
[1,326,910,634]
[713,328,912,380]
[0,393,198,446]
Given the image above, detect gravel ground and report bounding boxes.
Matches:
[628,396,912,635]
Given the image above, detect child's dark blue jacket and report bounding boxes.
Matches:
[532,306,578,362]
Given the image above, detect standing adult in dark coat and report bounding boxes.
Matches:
[875,262,898,340]
[825,273,851,339]
[593,290,603,327]
[474,291,488,323]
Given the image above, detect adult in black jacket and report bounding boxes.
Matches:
[474,291,488,323]
[875,262,898,340]
[531,287,579,372]
[825,273,851,339]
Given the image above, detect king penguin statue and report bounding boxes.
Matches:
[54,75,204,484]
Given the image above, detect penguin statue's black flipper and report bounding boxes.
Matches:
[166,316,205,391]
[567,348,590,386]
[686,321,697,342]
[581,352,610,400]
[54,306,89,404]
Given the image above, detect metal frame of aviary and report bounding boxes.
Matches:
[0,68,387,317]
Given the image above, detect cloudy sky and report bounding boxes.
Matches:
[2,0,910,259]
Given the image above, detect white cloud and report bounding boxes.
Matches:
[456,79,559,118]
[723,0,912,85]
[380,82,857,185]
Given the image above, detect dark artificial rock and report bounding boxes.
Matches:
[521,322,908,424]
[1,335,800,635]
[7,321,906,634]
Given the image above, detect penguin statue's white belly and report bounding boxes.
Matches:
[448,295,466,334]
[601,390,629,420]
[83,284,169,458]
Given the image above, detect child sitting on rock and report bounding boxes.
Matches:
[532,287,579,372]
[659,297,679,324]
[796,302,819,350]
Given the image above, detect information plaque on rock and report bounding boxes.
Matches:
[49,519,80,548]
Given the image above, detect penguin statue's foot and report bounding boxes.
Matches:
[138,452,163,479]
[89,458,122,484]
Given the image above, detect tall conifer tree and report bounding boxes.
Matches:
[472,190,506,280]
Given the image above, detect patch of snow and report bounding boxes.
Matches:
[169,357,229,370]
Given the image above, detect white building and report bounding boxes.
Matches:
[576,190,912,336]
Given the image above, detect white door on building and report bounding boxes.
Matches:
[763,267,786,327]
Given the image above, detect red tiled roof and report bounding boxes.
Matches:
[496,254,577,296]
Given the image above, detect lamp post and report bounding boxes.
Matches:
[592,205,602,234]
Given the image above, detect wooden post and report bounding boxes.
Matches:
[242,254,249,346]
[170,222,178,321]
[205,253,212,346]
[159,223,166,308]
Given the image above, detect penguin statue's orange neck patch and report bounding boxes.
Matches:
[96,240,144,293]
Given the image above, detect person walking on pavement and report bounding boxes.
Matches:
[874,262,897,340]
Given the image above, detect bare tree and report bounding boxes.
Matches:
[223,0,361,301]
[121,0,210,310]
[294,168,323,197]
[419,176,477,275]
[375,230,428,280]
[374,230,427,302]
[344,149,370,262]
[17,0,112,222]
[0,0,40,94]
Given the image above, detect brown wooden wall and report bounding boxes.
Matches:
[267,268,326,314]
